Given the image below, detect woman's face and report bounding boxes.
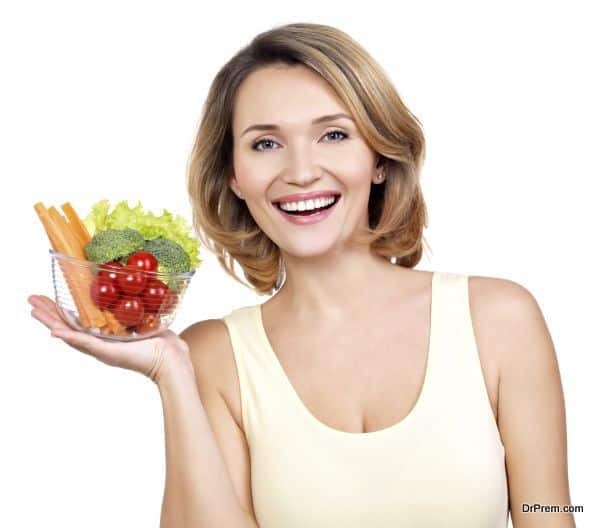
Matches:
[230,64,381,259]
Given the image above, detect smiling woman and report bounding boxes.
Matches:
[177,21,575,528]
[187,23,428,295]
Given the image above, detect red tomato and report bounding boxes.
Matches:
[97,261,123,288]
[126,251,158,272]
[117,265,148,295]
[135,313,161,334]
[90,278,120,309]
[160,290,178,314]
[112,296,145,326]
[142,279,169,313]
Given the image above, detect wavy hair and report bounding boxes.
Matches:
[187,22,430,296]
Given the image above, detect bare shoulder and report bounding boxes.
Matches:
[179,319,243,428]
[467,274,546,373]
[468,276,575,523]
[467,274,535,312]
[465,275,545,423]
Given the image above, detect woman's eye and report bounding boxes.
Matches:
[323,130,348,142]
[252,138,278,151]
[251,130,348,152]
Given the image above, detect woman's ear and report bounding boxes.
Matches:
[228,175,243,199]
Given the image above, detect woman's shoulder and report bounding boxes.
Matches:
[465,273,543,377]
[179,319,242,418]
[466,273,536,324]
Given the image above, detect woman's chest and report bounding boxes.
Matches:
[222,275,502,436]
[251,436,508,528]
[266,320,500,434]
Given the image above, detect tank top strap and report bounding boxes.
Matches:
[424,272,503,451]
[429,272,487,395]
[221,304,277,437]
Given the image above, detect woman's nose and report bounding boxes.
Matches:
[282,155,324,187]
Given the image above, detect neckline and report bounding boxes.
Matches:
[252,270,439,439]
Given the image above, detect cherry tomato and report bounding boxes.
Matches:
[160,290,178,314]
[117,265,148,295]
[126,251,158,273]
[90,278,120,309]
[97,261,123,288]
[135,313,161,334]
[142,278,169,313]
[112,296,145,326]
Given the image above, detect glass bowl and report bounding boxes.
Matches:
[50,249,195,341]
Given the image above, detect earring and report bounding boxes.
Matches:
[377,172,384,181]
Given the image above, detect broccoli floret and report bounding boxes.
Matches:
[84,228,145,264]
[144,238,191,274]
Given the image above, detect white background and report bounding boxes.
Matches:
[1,1,597,526]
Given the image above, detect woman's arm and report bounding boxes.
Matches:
[157,350,258,528]
[491,279,576,527]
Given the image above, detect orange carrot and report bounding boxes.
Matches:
[61,202,91,247]
[53,208,108,328]
[33,203,61,252]
[34,203,92,327]
[103,310,128,336]
[48,207,86,258]
[35,203,107,328]
[60,203,128,335]
[36,202,130,336]
[47,206,107,326]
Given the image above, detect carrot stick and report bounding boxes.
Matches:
[34,203,92,327]
[103,310,128,336]
[61,202,91,247]
[36,204,107,328]
[59,203,129,334]
[33,203,61,252]
[69,206,128,335]
[53,216,107,328]
[43,207,94,327]
[48,208,108,328]
[48,207,86,258]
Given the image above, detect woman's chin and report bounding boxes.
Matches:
[280,238,345,259]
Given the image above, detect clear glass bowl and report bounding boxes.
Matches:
[50,249,195,341]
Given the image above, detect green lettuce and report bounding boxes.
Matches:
[84,199,201,270]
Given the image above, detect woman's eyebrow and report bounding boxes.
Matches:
[241,113,354,136]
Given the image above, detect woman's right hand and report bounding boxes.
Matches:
[28,294,193,386]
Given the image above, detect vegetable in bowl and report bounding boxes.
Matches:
[84,228,146,264]
[34,199,201,341]
[143,238,191,275]
[84,199,200,271]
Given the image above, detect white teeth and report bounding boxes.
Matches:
[279,196,336,212]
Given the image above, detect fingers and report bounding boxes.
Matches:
[28,295,63,321]
[30,305,70,333]
[27,296,111,362]
[34,295,58,310]
[47,326,129,368]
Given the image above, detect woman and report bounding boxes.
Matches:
[28,23,575,527]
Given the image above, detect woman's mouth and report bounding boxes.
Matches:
[272,194,341,225]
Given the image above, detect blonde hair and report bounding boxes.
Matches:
[187,22,430,296]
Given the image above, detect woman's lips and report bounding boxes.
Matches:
[272,195,341,225]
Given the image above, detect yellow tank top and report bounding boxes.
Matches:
[222,271,509,527]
